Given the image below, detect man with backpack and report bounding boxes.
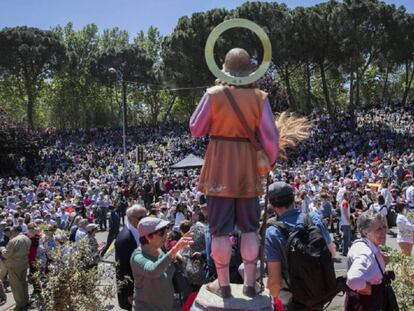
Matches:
[265,181,339,310]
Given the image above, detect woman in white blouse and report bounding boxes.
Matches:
[345,210,390,310]
[395,202,414,256]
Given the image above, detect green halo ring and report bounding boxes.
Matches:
[204,18,272,86]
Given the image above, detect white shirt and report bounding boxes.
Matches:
[347,238,385,291]
[340,200,351,226]
[336,188,346,207]
[173,212,186,232]
[380,188,392,208]
[406,185,414,208]
[75,228,87,242]
[371,203,388,216]
[396,213,414,244]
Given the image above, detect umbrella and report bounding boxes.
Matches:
[171,154,204,169]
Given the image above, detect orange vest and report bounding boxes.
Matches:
[207,86,267,138]
[197,86,268,198]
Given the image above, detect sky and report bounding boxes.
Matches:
[0,0,413,36]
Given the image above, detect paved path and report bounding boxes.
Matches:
[3,229,400,311]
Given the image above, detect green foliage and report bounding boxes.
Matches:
[33,235,118,311]
[385,249,414,311]
[0,108,40,177]
[2,1,414,127]
[382,210,414,311]
[0,26,66,128]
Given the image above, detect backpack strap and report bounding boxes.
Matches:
[273,221,292,239]
[303,213,314,227]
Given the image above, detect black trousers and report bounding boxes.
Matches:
[100,230,118,256]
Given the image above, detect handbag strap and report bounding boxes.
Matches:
[373,252,385,276]
[222,87,262,151]
[359,239,385,276]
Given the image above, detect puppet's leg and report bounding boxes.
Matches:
[206,197,233,298]
[236,198,261,297]
[241,231,259,297]
[207,235,232,298]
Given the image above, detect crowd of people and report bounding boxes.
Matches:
[0,101,413,310]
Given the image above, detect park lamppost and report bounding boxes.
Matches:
[109,67,127,180]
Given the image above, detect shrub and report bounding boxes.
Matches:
[33,234,117,311]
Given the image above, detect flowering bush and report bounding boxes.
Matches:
[385,211,414,311]
[386,249,414,311]
[33,235,118,311]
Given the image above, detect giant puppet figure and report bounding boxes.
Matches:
[190,19,309,299]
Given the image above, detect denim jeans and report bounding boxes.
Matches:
[341,225,351,256]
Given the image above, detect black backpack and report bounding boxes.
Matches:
[272,213,344,308]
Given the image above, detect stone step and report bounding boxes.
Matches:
[191,284,274,311]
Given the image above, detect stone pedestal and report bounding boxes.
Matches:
[190,284,274,311]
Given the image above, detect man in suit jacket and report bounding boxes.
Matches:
[115,204,147,310]
[0,226,31,311]
[101,205,120,257]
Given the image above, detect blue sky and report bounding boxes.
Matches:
[0,0,413,36]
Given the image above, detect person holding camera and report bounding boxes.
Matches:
[130,217,193,311]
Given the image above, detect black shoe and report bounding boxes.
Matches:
[243,285,258,298]
[206,281,232,299]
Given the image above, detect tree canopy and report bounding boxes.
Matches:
[1,0,414,128]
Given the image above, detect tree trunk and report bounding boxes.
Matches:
[320,63,334,120]
[284,66,296,111]
[402,61,414,106]
[348,70,355,127]
[162,96,177,123]
[305,63,312,113]
[355,70,361,108]
[27,89,34,129]
[381,67,389,104]
[149,92,159,125]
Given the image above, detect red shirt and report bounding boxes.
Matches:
[28,234,40,266]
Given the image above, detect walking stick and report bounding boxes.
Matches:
[259,174,270,293]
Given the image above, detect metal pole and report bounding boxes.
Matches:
[122,80,127,181]
[109,67,127,181]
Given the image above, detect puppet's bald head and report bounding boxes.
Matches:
[222,48,253,77]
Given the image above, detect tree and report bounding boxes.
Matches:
[293,2,342,119]
[92,45,153,128]
[331,0,393,120]
[47,23,104,128]
[162,9,230,116]
[133,27,177,124]
[162,9,229,88]
[234,2,299,110]
[0,26,66,128]
[386,9,414,106]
